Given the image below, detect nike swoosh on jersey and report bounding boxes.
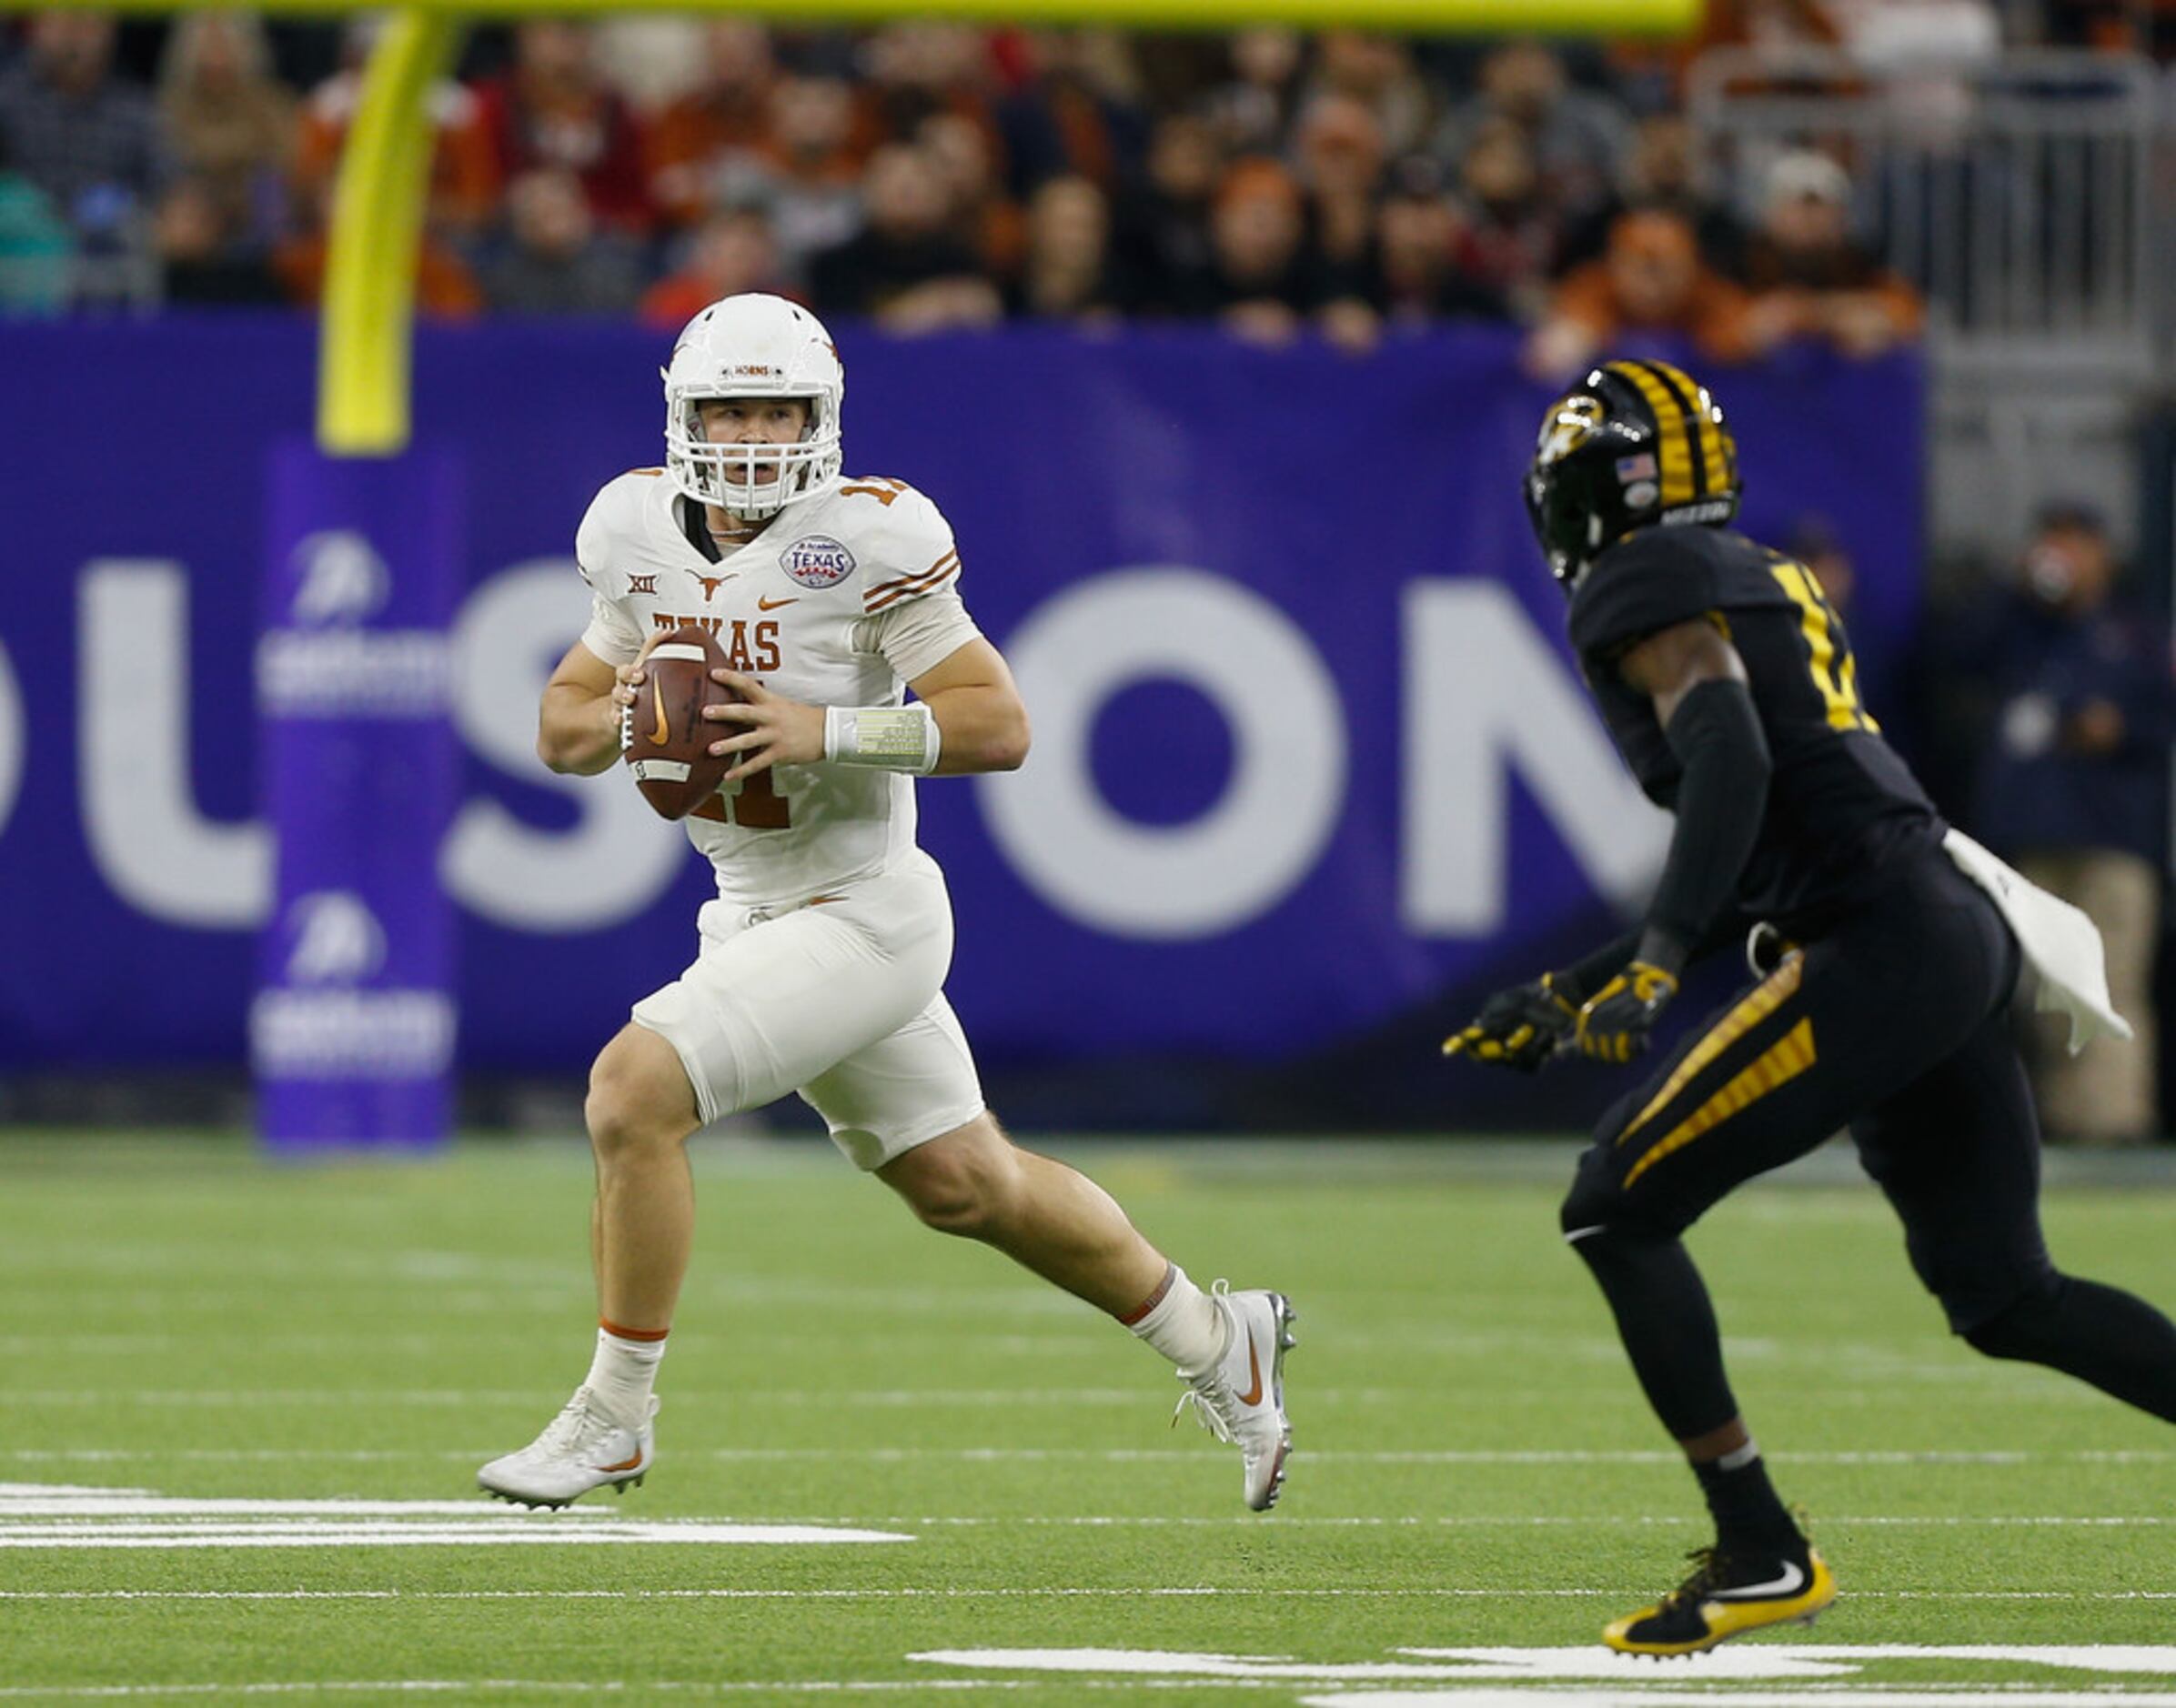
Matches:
[757,596,799,610]
[1711,1560,1807,1601]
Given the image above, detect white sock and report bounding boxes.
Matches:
[584,1323,666,1427]
[1122,1264,1226,1376]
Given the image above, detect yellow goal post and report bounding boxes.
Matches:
[27,0,1707,454]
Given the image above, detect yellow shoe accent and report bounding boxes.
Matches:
[1602,1547,1837,1656]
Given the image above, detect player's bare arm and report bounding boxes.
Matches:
[539,635,668,777]
[1616,614,1748,721]
[904,638,1031,775]
[700,638,1030,782]
[537,641,623,776]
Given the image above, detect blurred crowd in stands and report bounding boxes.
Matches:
[8,5,2113,364]
[1804,500,2175,1147]
[1926,503,2175,1146]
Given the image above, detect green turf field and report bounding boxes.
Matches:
[2,1132,2173,1705]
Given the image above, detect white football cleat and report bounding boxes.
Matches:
[477,1387,657,1510]
[1173,1284,1296,1512]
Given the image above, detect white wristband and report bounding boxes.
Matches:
[823,703,941,774]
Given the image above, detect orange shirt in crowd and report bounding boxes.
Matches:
[1546,209,1757,364]
[294,73,498,236]
[647,90,772,228]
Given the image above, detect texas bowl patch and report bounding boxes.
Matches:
[780,534,856,588]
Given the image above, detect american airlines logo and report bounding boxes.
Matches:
[257,630,449,718]
[252,890,456,1080]
[289,530,389,626]
[263,529,450,719]
[250,989,457,1080]
[281,891,387,987]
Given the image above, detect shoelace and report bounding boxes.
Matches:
[1171,1384,1239,1444]
[1168,1281,1244,1445]
[1658,1546,1723,1608]
[530,1390,619,1458]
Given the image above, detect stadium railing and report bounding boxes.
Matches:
[1690,45,2168,565]
[1688,45,2161,371]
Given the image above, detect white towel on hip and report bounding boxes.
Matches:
[1941,828,2134,1055]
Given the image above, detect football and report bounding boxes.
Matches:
[623,624,737,820]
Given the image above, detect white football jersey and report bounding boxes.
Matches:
[574,468,983,908]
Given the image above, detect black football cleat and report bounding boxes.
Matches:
[1603,1543,1836,1656]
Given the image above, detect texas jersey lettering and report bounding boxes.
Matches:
[574,468,976,909]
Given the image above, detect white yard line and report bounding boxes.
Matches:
[0,1685,1236,1699]
[0,1385,2098,1409]
[0,1528,911,1549]
[1303,1697,2176,1708]
[7,1687,2176,1704]
[0,1391,1174,1408]
[0,1588,2171,1603]
[0,1492,913,1548]
[732,1514,2176,1528]
[1,1485,2165,1532]
[0,1685,1375,1699]
[9,1447,2174,1465]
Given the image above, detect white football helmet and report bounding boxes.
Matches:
[662,294,844,519]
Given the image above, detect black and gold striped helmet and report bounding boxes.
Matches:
[1526,358,1740,588]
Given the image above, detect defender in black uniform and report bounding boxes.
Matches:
[1446,359,2176,1654]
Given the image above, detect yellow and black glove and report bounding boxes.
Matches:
[1442,974,1579,1072]
[1574,960,1679,1063]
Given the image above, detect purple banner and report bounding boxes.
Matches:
[251,444,462,1149]
[0,318,1925,1120]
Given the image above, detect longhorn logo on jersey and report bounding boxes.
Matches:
[780,535,856,588]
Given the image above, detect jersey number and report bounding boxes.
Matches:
[690,771,791,829]
[1768,560,1878,734]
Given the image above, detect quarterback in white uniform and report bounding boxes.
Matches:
[477,294,1295,1513]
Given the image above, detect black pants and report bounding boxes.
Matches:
[1563,848,2052,1333]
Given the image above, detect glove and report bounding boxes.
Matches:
[1575,960,1679,1062]
[1442,974,1579,1072]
